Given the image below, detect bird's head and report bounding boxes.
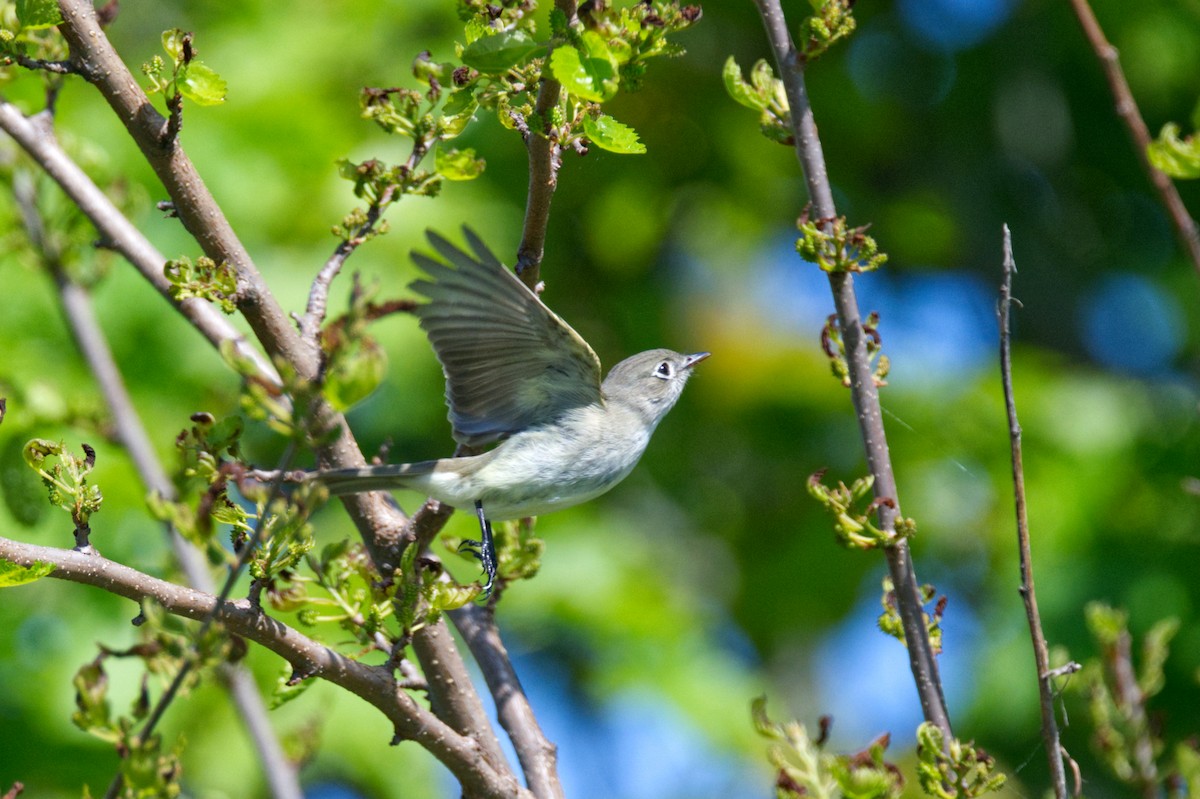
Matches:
[602,349,710,424]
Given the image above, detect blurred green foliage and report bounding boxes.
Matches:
[2,0,1200,797]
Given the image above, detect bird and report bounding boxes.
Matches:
[312,228,708,591]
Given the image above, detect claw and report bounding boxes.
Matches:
[471,500,498,598]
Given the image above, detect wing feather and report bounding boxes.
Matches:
[411,227,603,446]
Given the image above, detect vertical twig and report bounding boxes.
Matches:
[1067,0,1200,278]
[999,225,1074,799]
[515,0,578,290]
[751,0,952,738]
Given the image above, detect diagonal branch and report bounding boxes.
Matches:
[1067,0,1200,278]
[452,603,564,799]
[751,0,952,738]
[55,0,315,373]
[0,100,278,384]
[0,535,534,799]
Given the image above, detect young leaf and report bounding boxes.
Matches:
[550,33,620,103]
[435,147,486,180]
[0,558,55,587]
[15,0,63,30]
[179,62,228,106]
[461,30,541,74]
[1147,123,1200,180]
[723,56,767,111]
[162,28,187,61]
[582,113,646,154]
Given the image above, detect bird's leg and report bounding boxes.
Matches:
[457,500,497,595]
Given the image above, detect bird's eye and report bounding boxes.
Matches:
[654,361,674,379]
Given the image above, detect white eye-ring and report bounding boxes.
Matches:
[654,361,674,379]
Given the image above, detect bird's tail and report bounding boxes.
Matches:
[314,460,441,496]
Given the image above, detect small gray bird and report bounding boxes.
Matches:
[314,228,708,589]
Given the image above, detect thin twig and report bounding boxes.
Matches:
[99,441,297,799]
[515,0,577,290]
[10,54,78,74]
[999,224,1071,799]
[1067,0,1200,278]
[750,0,952,738]
[299,184,398,347]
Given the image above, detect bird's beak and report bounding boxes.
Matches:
[683,352,711,369]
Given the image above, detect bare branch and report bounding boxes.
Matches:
[1067,0,1200,278]
[751,0,952,737]
[0,535,534,799]
[452,603,565,799]
[999,225,1071,799]
[9,54,78,74]
[299,184,397,347]
[412,620,510,772]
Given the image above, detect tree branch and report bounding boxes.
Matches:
[55,0,316,373]
[452,603,564,799]
[36,6,555,793]
[0,100,278,383]
[1067,0,1200,278]
[10,167,301,797]
[515,0,578,290]
[998,225,1074,799]
[0,536,534,799]
[750,0,952,738]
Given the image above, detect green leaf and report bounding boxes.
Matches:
[550,32,619,102]
[435,147,486,180]
[442,87,478,118]
[1147,122,1200,180]
[723,56,767,111]
[270,665,316,710]
[15,0,63,30]
[161,28,187,62]
[322,338,386,412]
[178,61,227,106]
[461,30,541,74]
[0,558,54,587]
[582,113,645,154]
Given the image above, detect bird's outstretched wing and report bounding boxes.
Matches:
[411,228,603,447]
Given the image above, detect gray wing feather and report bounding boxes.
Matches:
[412,228,603,446]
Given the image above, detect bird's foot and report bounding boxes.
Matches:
[462,500,498,596]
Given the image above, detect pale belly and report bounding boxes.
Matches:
[416,414,652,520]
